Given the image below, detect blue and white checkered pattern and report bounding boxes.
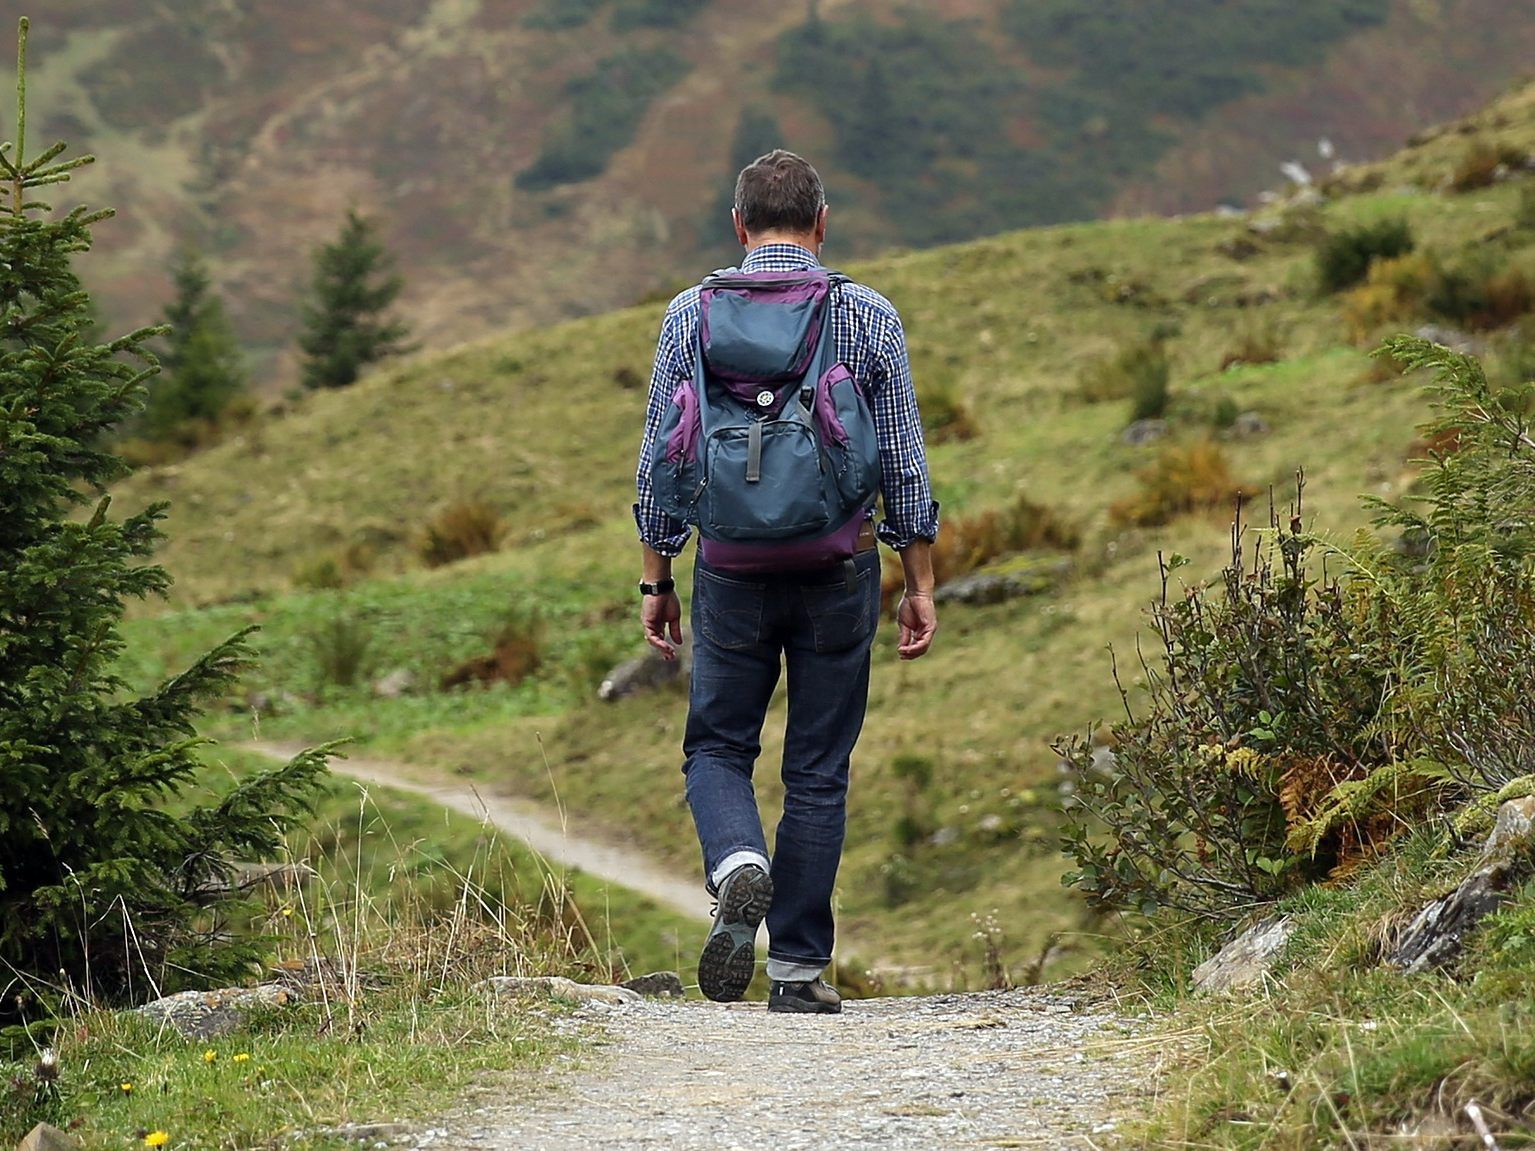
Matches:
[634,243,940,557]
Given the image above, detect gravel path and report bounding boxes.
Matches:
[422,987,1155,1150]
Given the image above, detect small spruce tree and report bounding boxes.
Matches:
[0,19,328,1025]
[140,248,246,446]
[297,208,411,389]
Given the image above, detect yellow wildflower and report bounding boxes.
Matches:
[144,1132,169,1148]
[119,1082,133,1094]
[280,906,294,918]
[233,1053,250,1063]
[202,1050,217,1064]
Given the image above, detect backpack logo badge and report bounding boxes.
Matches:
[755,389,774,408]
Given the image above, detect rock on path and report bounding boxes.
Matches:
[420,988,1153,1150]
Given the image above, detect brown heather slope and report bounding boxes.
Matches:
[4,0,1535,389]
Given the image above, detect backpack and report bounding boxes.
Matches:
[650,268,882,573]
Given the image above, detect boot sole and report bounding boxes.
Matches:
[697,868,773,1002]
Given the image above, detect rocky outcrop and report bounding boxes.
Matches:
[619,971,686,998]
[1387,796,1535,973]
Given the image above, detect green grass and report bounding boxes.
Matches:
[109,89,1535,984]
[0,989,573,1151]
[0,745,707,1149]
[1122,834,1535,1147]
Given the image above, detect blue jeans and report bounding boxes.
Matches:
[683,550,882,971]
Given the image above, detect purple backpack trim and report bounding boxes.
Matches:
[699,511,869,574]
[663,381,699,464]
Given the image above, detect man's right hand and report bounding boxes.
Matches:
[642,591,683,660]
[896,591,937,660]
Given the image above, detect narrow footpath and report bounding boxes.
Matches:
[421,987,1154,1151]
[251,742,1163,1148]
[249,740,709,922]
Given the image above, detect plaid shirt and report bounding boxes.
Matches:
[633,243,939,557]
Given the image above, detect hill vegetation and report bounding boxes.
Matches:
[105,78,1535,998]
[6,0,1534,384]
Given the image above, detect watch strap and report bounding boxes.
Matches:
[639,577,676,596]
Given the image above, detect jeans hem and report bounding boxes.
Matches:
[767,950,833,968]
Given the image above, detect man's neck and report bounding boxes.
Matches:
[743,231,819,256]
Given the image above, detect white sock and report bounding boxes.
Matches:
[766,959,824,983]
[710,850,770,891]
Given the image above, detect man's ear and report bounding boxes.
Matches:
[814,203,829,247]
[732,209,750,248]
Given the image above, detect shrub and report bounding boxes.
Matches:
[1339,252,1435,343]
[1078,339,1170,408]
[917,380,979,443]
[1423,255,1534,331]
[441,610,544,691]
[1219,318,1282,370]
[292,540,376,591]
[1314,218,1415,294]
[1060,496,1408,917]
[417,499,507,568]
[1066,339,1535,918]
[1448,139,1524,192]
[882,493,1079,609]
[1517,184,1535,233]
[308,612,376,691]
[1109,439,1254,527]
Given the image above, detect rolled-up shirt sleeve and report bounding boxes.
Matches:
[633,298,695,557]
[870,313,940,550]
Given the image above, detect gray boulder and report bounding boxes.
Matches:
[620,971,686,998]
[1387,797,1535,973]
[599,649,688,702]
[1192,915,1294,994]
[1121,419,1169,447]
[477,976,641,1006]
[18,1124,77,1151]
[135,984,298,1039]
[934,559,1071,607]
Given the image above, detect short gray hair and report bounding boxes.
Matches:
[733,150,825,234]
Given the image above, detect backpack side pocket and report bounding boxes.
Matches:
[814,363,881,509]
[650,382,703,523]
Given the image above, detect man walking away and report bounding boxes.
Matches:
[633,150,939,1013]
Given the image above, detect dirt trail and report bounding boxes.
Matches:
[249,741,709,924]
[418,987,1156,1151]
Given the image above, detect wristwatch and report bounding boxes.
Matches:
[638,577,676,596]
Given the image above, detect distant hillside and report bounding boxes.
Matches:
[6,0,1535,386]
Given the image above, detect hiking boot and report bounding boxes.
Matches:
[697,864,773,1002]
[768,977,842,1014]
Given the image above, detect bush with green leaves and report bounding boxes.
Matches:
[0,21,327,1027]
[1059,496,1400,917]
[1314,217,1415,294]
[1062,336,1535,918]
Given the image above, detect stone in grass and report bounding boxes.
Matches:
[477,976,641,1006]
[619,971,685,998]
[598,650,687,702]
[1387,797,1535,974]
[1121,418,1169,447]
[134,984,296,1040]
[934,557,1072,608]
[1192,915,1294,994]
[17,1124,77,1151]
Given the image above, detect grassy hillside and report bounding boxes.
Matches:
[6,0,1535,385]
[113,80,1535,985]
